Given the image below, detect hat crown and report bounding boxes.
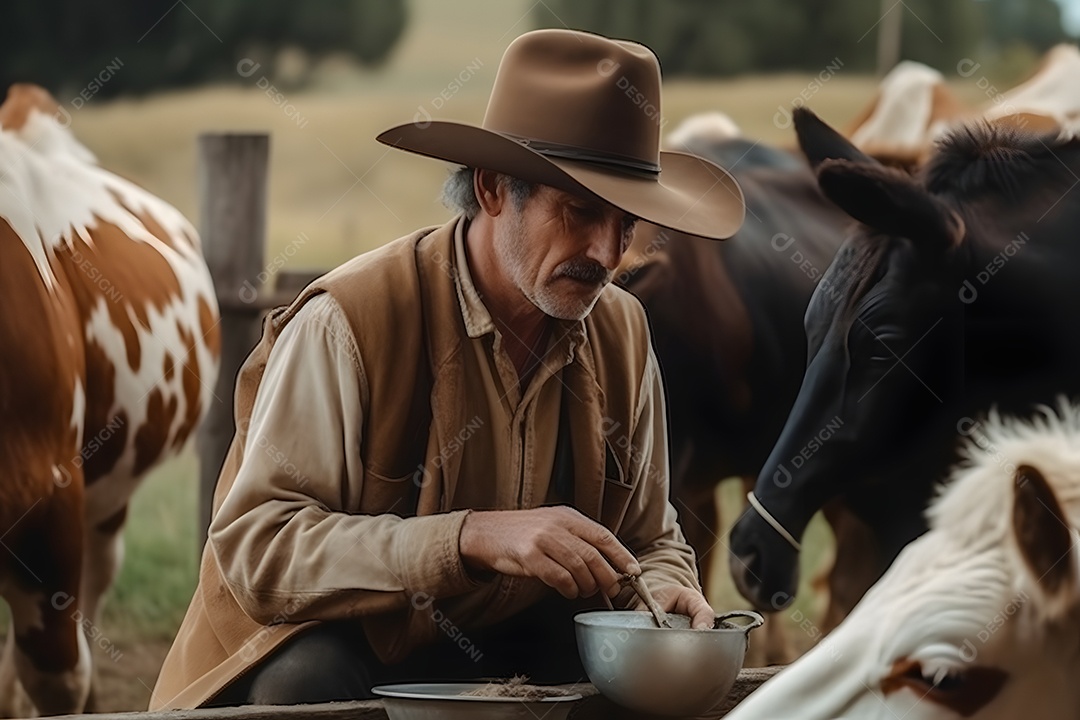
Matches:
[483,29,663,172]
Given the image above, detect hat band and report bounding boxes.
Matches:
[503,133,661,176]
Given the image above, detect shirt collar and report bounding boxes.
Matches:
[453,216,496,339]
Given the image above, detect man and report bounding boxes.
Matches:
[151,28,744,709]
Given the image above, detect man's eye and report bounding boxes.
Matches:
[570,205,599,219]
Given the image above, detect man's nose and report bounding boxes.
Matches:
[585,219,627,271]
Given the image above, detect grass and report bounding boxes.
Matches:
[102,451,200,642]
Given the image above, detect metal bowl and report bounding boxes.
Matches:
[372,682,581,720]
[575,610,764,717]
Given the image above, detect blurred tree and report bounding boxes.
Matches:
[983,0,1067,51]
[534,0,1065,76]
[0,0,407,101]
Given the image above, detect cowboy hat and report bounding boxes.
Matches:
[376,28,745,240]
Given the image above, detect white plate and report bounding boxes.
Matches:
[372,683,582,720]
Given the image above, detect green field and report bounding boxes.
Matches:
[14,0,1033,708]
[101,451,200,641]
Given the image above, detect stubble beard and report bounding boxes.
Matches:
[494,210,610,322]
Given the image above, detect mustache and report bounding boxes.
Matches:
[557,260,612,285]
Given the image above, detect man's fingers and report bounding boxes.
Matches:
[540,533,616,597]
[688,599,716,629]
[679,591,716,629]
[536,558,580,599]
[567,515,640,575]
[544,541,598,597]
[655,585,716,629]
[577,538,625,594]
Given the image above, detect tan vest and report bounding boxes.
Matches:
[152,219,652,708]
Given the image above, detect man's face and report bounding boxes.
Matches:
[493,183,637,321]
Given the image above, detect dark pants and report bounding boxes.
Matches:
[211,595,594,706]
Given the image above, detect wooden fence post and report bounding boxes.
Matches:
[876,0,902,77]
[196,133,270,548]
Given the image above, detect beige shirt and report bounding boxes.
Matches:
[452,219,583,513]
[209,219,695,636]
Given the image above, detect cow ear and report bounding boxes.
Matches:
[815,158,965,251]
[794,107,877,170]
[1013,463,1078,619]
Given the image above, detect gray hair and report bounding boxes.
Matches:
[441,166,533,219]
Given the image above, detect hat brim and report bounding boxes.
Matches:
[376,121,745,241]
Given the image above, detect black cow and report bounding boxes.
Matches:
[729,109,1080,621]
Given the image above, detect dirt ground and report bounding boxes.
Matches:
[93,640,172,712]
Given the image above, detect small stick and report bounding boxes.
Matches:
[620,573,672,628]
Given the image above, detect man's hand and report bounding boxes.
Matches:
[459,506,641,599]
[651,584,716,629]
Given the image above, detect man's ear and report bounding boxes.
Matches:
[473,168,504,217]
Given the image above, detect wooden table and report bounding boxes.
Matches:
[51,667,782,720]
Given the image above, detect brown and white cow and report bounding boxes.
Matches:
[846,61,972,169]
[0,84,220,715]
